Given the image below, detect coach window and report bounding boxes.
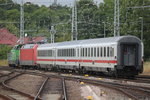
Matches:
[46,50,49,56]
[73,49,74,57]
[71,49,72,57]
[40,51,42,56]
[49,50,51,56]
[45,51,46,56]
[94,47,96,57]
[97,47,99,57]
[107,47,109,57]
[91,47,93,57]
[70,49,71,57]
[84,48,85,57]
[84,48,86,57]
[63,49,65,57]
[82,48,84,57]
[88,48,90,57]
[104,47,106,57]
[67,49,69,57]
[40,51,43,56]
[65,49,67,57]
[81,48,83,57]
[112,48,114,57]
[59,50,61,57]
[72,49,76,57]
[99,47,101,57]
[69,49,70,57]
[63,49,64,57]
[66,49,68,57]
[64,49,66,57]
[61,49,63,57]
[68,49,69,57]
[41,51,43,56]
[62,49,64,57]
[72,49,74,57]
[58,50,59,57]
[100,47,102,57]
[38,51,40,56]
[43,51,45,56]
[68,49,70,57]
[81,48,82,57]
[84,48,87,57]
[77,49,79,57]
[73,49,75,57]
[71,49,73,57]
[44,51,46,56]
[67,49,68,57]
[44,50,46,56]
[110,47,114,57]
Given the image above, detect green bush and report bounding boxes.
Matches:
[0,45,12,60]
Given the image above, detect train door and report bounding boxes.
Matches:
[79,46,82,67]
[122,44,137,66]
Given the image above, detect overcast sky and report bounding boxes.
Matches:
[13,0,103,6]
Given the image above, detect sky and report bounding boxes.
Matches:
[13,0,103,7]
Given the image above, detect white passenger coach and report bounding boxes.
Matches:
[37,35,143,77]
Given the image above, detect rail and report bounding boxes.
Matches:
[34,77,49,100]
[15,70,150,100]
[62,78,68,100]
[2,71,35,99]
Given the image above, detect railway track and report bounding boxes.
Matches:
[1,67,150,100]
[34,77,49,100]
[0,71,35,100]
[62,78,68,100]
[137,75,150,79]
[34,77,68,100]
[60,75,150,100]
[15,69,150,100]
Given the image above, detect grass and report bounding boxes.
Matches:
[0,60,8,66]
[143,62,150,75]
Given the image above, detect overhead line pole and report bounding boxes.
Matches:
[20,0,24,44]
[114,0,120,37]
[50,26,56,43]
[71,0,78,41]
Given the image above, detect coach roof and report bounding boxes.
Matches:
[38,35,141,47]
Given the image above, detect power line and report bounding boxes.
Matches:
[0,22,19,24]
[0,3,14,6]
[127,5,150,9]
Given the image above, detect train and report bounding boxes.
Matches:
[8,35,144,77]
